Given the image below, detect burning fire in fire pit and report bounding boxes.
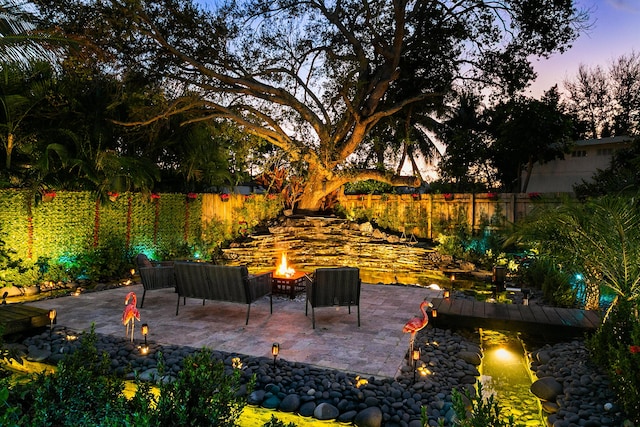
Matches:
[275,252,296,278]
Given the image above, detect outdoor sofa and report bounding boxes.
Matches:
[173,261,273,325]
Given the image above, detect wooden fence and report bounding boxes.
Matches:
[335,192,570,239]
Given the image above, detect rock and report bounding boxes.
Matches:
[26,347,51,362]
[530,377,563,401]
[314,402,339,420]
[279,394,300,412]
[458,351,481,365]
[354,406,383,427]
[299,401,316,417]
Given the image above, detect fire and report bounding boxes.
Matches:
[276,252,295,277]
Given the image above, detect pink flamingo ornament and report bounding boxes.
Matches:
[403,299,432,363]
[122,291,140,342]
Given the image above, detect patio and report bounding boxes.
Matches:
[27,282,443,379]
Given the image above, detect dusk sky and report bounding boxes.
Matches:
[527,0,639,97]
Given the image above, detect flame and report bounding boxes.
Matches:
[276,252,295,277]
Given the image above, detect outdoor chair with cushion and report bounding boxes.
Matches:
[135,254,176,308]
[306,267,361,329]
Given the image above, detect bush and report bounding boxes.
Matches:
[587,300,640,423]
[427,381,519,427]
[152,348,252,426]
[520,257,576,307]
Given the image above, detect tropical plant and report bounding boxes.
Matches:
[510,195,640,314]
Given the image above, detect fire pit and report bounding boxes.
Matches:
[272,253,308,299]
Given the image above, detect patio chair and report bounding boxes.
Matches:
[136,254,176,308]
[306,267,361,329]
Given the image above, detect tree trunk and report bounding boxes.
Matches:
[5,133,14,170]
[521,157,535,193]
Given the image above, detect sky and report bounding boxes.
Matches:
[526,0,640,97]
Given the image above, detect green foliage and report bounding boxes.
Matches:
[520,257,576,307]
[448,382,521,427]
[152,348,251,426]
[587,300,640,423]
[26,326,134,426]
[511,195,640,311]
[261,414,297,427]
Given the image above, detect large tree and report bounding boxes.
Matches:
[564,52,640,139]
[38,0,586,211]
[486,86,576,193]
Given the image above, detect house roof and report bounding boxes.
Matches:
[574,135,633,147]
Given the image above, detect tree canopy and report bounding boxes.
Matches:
[36,0,586,210]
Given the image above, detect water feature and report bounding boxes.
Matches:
[224,216,484,287]
[479,329,544,426]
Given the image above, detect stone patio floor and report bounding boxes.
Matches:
[28,282,443,379]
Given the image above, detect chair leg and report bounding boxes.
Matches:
[245,304,251,325]
[305,298,308,316]
[312,306,316,329]
[269,293,273,314]
[202,299,205,306]
[357,304,360,327]
[176,294,181,315]
[140,290,146,308]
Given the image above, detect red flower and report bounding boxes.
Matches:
[151,193,161,199]
[412,193,419,199]
[443,193,454,200]
[43,191,56,198]
[487,192,497,199]
[220,193,230,201]
[187,192,197,199]
[528,192,541,200]
[107,191,119,198]
[630,345,640,354]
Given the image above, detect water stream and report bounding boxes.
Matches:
[479,329,544,426]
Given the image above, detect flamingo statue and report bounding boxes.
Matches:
[122,291,140,342]
[403,299,433,363]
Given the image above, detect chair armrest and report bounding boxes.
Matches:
[246,271,273,300]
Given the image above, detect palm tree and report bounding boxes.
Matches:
[512,195,640,317]
[0,0,64,66]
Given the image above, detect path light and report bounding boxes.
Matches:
[431,308,438,318]
[412,348,421,383]
[272,343,279,368]
[141,323,149,354]
[443,289,450,299]
[450,274,455,294]
[48,309,57,337]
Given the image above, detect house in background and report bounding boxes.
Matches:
[524,136,632,193]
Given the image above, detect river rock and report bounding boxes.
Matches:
[279,394,300,412]
[530,377,563,401]
[354,406,383,427]
[314,402,339,420]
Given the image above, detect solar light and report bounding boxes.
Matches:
[272,343,279,367]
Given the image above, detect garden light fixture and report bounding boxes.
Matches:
[272,343,279,367]
[141,323,149,353]
[48,309,56,337]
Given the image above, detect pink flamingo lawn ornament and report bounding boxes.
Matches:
[122,291,140,342]
[403,299,433,364]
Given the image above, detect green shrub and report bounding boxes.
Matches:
[152,348,252,426]
[520,257,576,307]
[433,382,520,427]
[587,300,640,423]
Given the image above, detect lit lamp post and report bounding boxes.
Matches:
[272,343,279,368]
[48,309,56,337]
[141,323,149,354]
[412,348,421,383]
